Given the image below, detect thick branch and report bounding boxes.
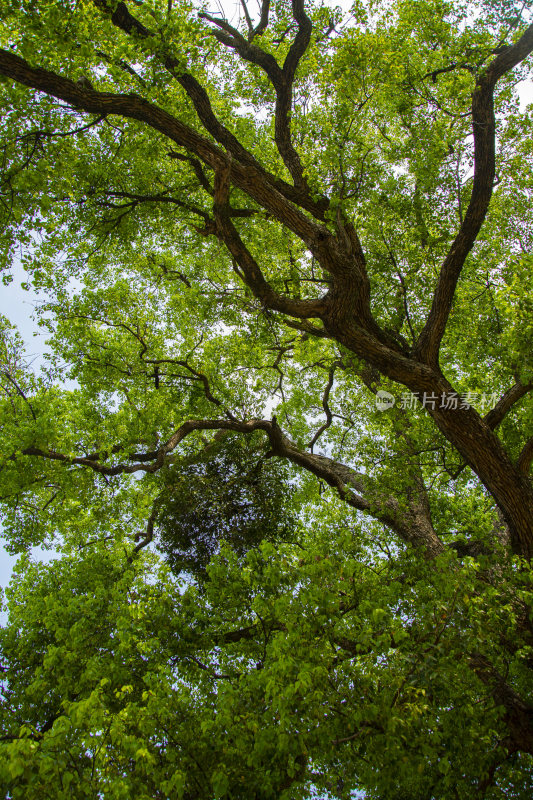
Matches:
[517,436,533,475]
[211,165,324,318]
[415,23,533,366]
[252,0,270,40]
[484,380,533,429]
[284,0,313,84]
[273,0,313,190]
[199,13,281,78]
[325,316,533,557]
[201,0,315,194]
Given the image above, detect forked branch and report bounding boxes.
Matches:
[211,162,325,318]
[0,48,327,249]
[201,0,316,195]
[95,0,327,217]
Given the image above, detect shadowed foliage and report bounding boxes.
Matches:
[157,434,296,578]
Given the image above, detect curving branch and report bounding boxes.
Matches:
[143,357,228,412]
[167,150,214,194]
[284,0,313,84]
[272,0,313,191]
[484,380,533,430]
[252,0,271,41]
[415,22,533,366]
[16,114,106,143]
[0,47,332,261]
[198,12,281,77]
[236,0,272,44]
[94,189,213,225]
[308,362,337,451]
[2,370,37,420]
[210,159,325,318]
[132,501,160,556]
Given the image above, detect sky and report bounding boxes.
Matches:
[1,0,533,596]
[0,277,52,598]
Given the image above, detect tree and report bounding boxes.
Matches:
[0,0,533,795]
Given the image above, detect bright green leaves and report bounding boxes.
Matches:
[496,254,533,379]
[2,507,533,797]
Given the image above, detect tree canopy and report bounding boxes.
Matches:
[0,0,533,796]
